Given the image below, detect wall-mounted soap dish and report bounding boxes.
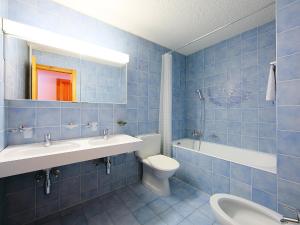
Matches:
[64,123,79,129]
[8,125,33,139]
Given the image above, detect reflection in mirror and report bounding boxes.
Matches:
[31,50,81,102]
[80,60,127,103]
[31,55,77,101]
[4,35,127,104]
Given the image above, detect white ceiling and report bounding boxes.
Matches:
[53,0,275,55]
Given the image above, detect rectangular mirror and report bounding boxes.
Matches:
[4,35,127,104]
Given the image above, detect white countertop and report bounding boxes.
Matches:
[0,134,143,178]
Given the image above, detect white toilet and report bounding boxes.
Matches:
[135,133,180,196]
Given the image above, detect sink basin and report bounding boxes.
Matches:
[2,141,80,159]
[210,194,295,225]
[88,137,107,145]
[88,135,138,146]
[0,134,142,178]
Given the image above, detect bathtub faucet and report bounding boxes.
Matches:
[192,129,203,150]
[192,129,203,138]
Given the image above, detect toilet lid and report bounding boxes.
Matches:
[145,155,180,171]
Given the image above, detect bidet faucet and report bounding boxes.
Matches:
[44,133,51,147]
[281,209,300,223]
[103,128,109,140]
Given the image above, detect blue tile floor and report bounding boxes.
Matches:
[32,178,220,225]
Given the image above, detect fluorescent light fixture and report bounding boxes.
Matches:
[2,18,129,66]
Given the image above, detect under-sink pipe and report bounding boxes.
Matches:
[44,169,51,195]
[35,168,60,195]
[106,156,111,175]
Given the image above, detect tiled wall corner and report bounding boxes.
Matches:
[185,21,276,154]
[172,52,186,140]
[276,0,300,215]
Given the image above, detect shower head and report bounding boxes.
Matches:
[196,89,205,100]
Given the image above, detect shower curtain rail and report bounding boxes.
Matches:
[167,1,275,54]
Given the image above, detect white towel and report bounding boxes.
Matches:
[266,64,276,101]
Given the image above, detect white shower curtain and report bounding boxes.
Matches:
[159,53,172,156]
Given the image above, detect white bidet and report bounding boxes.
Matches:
[210,194,298,225]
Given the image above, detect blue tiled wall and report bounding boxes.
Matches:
[5,100,158,145]
[5,0,300,223]
[174,1,300,217]
[276,0,300,217]
[185,21,276,153]
[173,146,278,211]
[3,0,186,141]
[4,0,166,139]
[0,0,186,144]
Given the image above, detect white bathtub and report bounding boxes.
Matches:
[173,139,277,174]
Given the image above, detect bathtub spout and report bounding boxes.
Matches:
[192,130,203,150]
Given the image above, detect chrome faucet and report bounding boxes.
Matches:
[281,209,300,223]
[192,129,203,137]
[44,133,51,147]
[103,128,109,140]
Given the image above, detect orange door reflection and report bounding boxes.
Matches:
[31,56,77,102]
[56,79,72,101]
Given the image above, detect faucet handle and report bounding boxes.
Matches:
[192,129,197,136]
[192,129,203,137]
[51,168,60,178]
[103,128,109,135]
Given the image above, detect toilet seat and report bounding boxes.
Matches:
[143,155,179,171]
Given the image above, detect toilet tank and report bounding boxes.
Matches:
[135,133,161,159]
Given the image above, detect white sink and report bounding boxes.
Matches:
[2,142,80,159]
[0,134,142,178]
[88,137,107,146]
[88,135,139,146]
[210,194,297,225]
